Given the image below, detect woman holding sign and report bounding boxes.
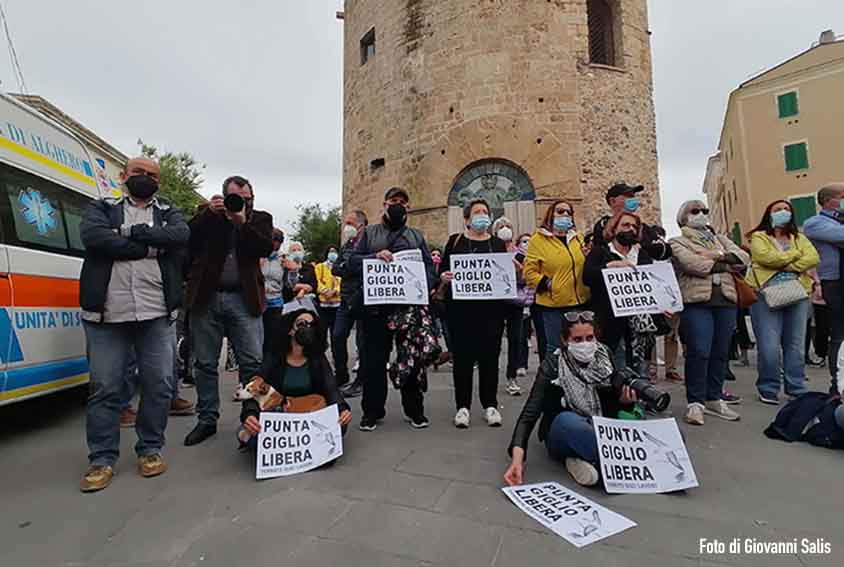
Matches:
[439,199,508,428]
[583,212,657,376]
[523,201,591,360]
[745,200,819,404]
[670,200,749,426]
[504,312,639,487]
[238,309,352,450]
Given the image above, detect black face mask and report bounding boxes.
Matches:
[294,327,317,349]
[616,231,639,247]
[125,174,159,200]
[385,203,407,228]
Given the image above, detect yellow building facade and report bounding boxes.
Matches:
[705,31,844,243]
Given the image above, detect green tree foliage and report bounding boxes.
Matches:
[290,203,341,262]
[139,141,206,216]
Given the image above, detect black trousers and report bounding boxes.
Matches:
[448,313,504,411]
[332,302,364,385]
[822,281,843,391]
[530,304,548,364]
[318,305,339,354]
[807,303,830,360]
[360,310,424,420]
[503,304,523,378]
[261,307,284,359]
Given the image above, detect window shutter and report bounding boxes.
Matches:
[784,143,809,172]
[778,92,799,118]
[789,196,816,227]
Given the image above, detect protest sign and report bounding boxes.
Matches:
[450,253,517,300]
[601,262,683,317]
[281,295,317,316]
[256,405,343,480]
[593,417,699,494]
[363,248,429,306]
[502,482,636,548]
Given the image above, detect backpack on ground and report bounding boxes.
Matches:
[764,392,844,449]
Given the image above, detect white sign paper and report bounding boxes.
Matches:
[450,252,517,300]
[593,417,699,494]
[363,248,429,306]
[502,482,636,548]
[256,405,343,480]
[601,263,684,317]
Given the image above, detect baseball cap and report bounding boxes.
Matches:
[606,183,645,202]
[384,187,410,202]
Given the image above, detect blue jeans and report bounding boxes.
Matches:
[750,298,810,398]
[545,411,599,464]
[84,317,176,466]
[192,291,264,425]
[122,341,179,410]
[680,304,736,405]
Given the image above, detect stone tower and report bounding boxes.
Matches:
[341,0,659,244]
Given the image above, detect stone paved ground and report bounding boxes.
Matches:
[1,350,842,567]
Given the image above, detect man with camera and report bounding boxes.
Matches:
[183,176,274,446]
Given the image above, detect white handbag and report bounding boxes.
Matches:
[757,271,807,310]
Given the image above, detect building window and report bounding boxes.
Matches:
[784,142,809,172]
[731,222,742,246]
[790,196,817,227]
[360,28,376,65]
[777,91,799,119]
[587,0,616,66]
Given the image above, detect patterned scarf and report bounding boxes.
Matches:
[552,345,614,417]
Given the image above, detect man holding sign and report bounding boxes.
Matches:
[437,199,510,429]
[349,187,437,432]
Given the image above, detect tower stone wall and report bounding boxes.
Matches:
[342,0,659,245]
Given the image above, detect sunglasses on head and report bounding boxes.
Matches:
[293,319,315,330]
[564,311,595,323]
[690,208,710,215]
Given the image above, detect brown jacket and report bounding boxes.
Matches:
[185,206,274,316]
[670,230,750,305]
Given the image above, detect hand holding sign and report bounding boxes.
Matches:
[601,263,684,317]
[450,253,517,300]
[363,249,428,306]
[256,405,344,479]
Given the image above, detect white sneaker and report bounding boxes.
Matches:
[353,360,360,372]
[685,403,705,426]
[454,408,470,429]
[505,379,522,396]
[565,458,599,487]
[516,368,527,377]
[484,407,503,427]
[704,400,741,421]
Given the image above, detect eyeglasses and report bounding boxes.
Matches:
[564,310,595,323]
[555,208,573,216]
[689,208,710,215]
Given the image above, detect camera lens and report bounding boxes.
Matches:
[224,193,245,213]
[625,376,671,413]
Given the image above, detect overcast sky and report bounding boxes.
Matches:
[1,0,842,236]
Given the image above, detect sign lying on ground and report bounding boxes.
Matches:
[449,252,517,300]
[256,405,343,479]
[502,482,636,548]
[593,417,698,494]
[363,249,429,306]
[601,263,683,317]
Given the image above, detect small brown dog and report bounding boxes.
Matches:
[234,377,284,411]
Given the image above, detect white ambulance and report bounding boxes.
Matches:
[0,93,107,404]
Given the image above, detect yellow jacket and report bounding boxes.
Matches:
[745,231,820,294]
[523,228,590,308]
[315,261,341,306]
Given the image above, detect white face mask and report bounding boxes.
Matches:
[497,227,513,242]
[568,340,598,364]
[342,224,358,241]
[687,213,709,229]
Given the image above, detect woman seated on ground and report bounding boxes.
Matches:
[238,308,352,449]
[504,312,639,488]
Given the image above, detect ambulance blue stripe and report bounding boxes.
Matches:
[4,357,89,390]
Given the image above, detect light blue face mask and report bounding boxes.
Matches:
[291,251,305,262]
[624,197,641,213]
[470,214,491,232]
[553,216,573,232]
[770,210,792,228]
[327,252,338,263]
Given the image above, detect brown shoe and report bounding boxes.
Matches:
[169,397,195,416]
[80,465,114,493]
[138,454,167,478]
[120,407,137,428]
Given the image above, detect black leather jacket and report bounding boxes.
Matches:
[508,352,630,460]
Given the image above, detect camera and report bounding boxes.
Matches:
[223,193,245,213]
[617,367,671,412]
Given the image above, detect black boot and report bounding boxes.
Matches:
[184,422,217,446]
